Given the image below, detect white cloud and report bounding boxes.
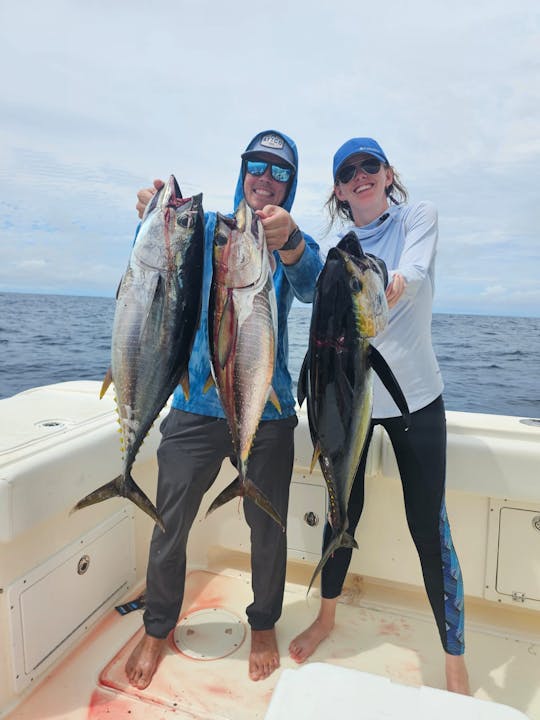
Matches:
[1,0,539,315]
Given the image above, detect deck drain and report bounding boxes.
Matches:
[173,608,245,660]
[35,419,69,430]
[519,418,540,427]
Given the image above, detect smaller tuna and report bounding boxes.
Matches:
[72,176,205,530]
[205,200,283,528]
[299,232,409,591]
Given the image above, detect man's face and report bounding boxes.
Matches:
[242,152,291,212]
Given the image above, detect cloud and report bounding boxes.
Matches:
[0,0,539,316]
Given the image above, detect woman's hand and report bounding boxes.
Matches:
[386,272,406,308]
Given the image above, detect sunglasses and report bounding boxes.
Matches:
[337,158,382,184]
[245,159,293,184]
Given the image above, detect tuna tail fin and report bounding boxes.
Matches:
[71,473,165,532]
[206,475,285,530]
[306,530,358,596]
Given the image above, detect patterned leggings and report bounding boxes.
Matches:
[320,395,465,655]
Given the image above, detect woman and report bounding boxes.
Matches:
[288,137,470,695]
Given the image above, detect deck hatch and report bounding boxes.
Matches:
[7,508,136,693]
[173,608,246,660]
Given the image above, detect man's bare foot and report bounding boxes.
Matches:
[445,653,471,695]
[288,615,334,663]
[249,628,280,681]
[125,634,166,689]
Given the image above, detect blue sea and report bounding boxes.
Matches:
[1,292,539,418]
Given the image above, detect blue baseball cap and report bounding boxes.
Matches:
[333,138,389,180]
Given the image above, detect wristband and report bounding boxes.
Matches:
[280,227,303,252]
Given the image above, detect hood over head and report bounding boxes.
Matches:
[234,129,299,213]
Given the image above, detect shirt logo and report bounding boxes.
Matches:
[260,134,284,150]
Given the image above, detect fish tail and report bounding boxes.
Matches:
[205,476,243,518]
[243,477,285,531]
[71,473,165,532]
[306,530,358,595]
[205,475,285,531]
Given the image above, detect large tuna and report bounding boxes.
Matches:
[72,176,204,530]
[299,232,410,590]
[205,200,283,527]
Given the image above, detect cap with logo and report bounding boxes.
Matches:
[242,131,296,172]
[333,137,389,180]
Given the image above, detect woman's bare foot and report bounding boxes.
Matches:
[249,628,280,681]
[445,653,471,695]
[288,597,338,663]
[125,634,166,689]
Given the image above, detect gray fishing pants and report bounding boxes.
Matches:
[143,408,297,638]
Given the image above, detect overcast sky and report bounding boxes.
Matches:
[1,0,538,316]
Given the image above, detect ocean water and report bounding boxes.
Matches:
[1,292,539,418]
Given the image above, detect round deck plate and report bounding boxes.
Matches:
[173,608,246,660]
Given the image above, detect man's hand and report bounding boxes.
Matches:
[136,179,164,219]
[255,205,293,251]
[386,272,406,308]
[256,206,305,264]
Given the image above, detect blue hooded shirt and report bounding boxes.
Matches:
[171,130,322,419]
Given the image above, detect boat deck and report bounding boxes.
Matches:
[4,555,539,720]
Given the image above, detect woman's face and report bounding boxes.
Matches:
[335,153,393,222]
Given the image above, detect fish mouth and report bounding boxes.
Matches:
[163,174,185,208]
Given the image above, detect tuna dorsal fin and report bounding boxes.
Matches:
[202,373,215,394]
[268,387,282,413]
[179,372,190,401]
[368,344,411,428]
[309,442,321,474]
[100,367,113,399]
[217,292,237,368]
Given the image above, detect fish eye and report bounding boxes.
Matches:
[350,277,363,293]
[177,214,193,228]
[215,232,228,246]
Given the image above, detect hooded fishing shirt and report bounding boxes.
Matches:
[344,201,444,419]
[171,131,322,420]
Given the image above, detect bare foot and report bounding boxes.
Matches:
[288,615,335,663]
[249,628,280,681]
[125,634,166,689]
[445,653,471,695]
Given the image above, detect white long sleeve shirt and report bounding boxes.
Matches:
[345,201,443,418]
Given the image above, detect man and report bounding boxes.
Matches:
[125,130,322,688]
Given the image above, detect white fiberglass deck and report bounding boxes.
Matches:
[4,564,538,720]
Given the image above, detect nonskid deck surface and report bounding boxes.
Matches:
[6,569,540,720]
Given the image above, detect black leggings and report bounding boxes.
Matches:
[320,395,465,655]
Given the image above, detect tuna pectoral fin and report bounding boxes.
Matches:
[369,344,411,428]
[100,367,113,399]
[297,350,310,407]
[306,530,358,595]
[206,475,285,530]
[71,474,165,532]
[217,294,237,369]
